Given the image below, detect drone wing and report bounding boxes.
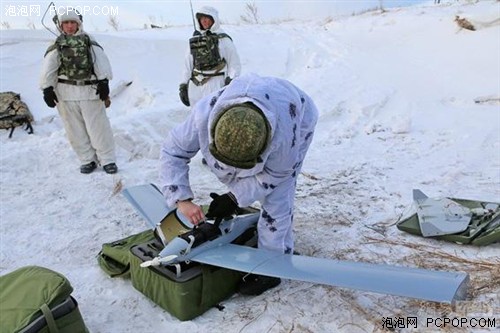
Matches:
[122,184,171,228]
[190,244,468,303]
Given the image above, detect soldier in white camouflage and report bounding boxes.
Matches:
[160,73,319,295]
[40,8,118,174]
[178,6,241,108]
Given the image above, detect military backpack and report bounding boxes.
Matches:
[0,91,34,138]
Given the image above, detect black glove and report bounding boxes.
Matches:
[43,86,58,108]
[205,192,238,220]
[179,83,190,106]
[96,79,110,101]
[224,77,232,86]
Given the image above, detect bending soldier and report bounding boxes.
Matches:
[161,73,318,295]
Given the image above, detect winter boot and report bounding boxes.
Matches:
[80,161,97,174]
[238,274,281,296]
[103,163,118,174]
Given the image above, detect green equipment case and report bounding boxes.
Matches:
[97,206,259,320]
[129,238,246,321]
[0,266,88,333]
[129,210,258,321]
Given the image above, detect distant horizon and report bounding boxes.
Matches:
[1,0,430,31]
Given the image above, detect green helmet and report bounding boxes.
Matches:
[209,103,271,169]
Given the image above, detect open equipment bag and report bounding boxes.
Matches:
[97,202,259,321]
[99,182,261,320]
[97,207,197,278]
[0,266,88,333]
[129,218,258,321]
[397,197,500,245]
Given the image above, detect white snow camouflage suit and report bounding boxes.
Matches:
[181,6,241,107]
[40,21,115,166]
[160,73,319,253]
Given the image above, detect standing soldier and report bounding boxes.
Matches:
[40,8,118,174]
[179,6,241,108]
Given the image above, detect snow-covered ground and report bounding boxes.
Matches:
[1,1,499,332]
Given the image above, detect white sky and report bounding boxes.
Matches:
[1,0,428,30]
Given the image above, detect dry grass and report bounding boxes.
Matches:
[363,236,500,297]
[300,171,320,180]
[324,235,499,331]
[111,178,123,197]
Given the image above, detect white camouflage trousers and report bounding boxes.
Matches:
[56,100,116,166]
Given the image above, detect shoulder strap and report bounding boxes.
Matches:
[84,34,103,50]
[44,43,57,57]
[217,33,232,41]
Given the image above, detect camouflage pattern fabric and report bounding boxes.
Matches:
[210,104,270,169]
[0,92,34,138]
[190,33,229,71]
[47,35,95,80]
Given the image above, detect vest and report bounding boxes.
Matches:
[189,32,231,71]
[45,34,101,80]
